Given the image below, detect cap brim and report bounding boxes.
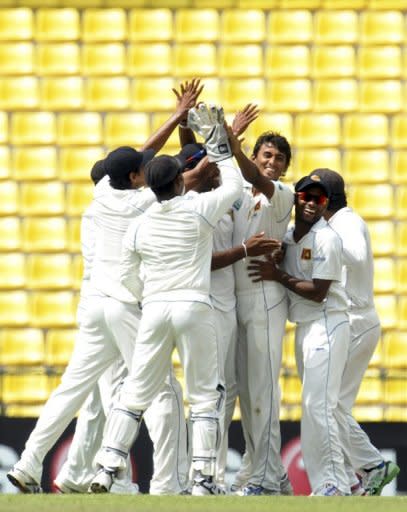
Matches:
[141,148,156,167]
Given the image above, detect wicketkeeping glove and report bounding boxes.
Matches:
[187,103,232,162]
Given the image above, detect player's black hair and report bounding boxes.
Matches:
[252,131,292,167]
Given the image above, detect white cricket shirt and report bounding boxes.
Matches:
[79,201,96,300]
[282,218,348,323]
[233,181,294,295]
[327,207,376,310]
[90,175,156,304]
[120,157,243,305]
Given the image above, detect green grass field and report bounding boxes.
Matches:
[0,495,406,512]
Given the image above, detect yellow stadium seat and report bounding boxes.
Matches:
[396,259,407,294]
[0,145,9,180]
[36,43,80,75]
[0,328,44,366]
[222,79,266,113]
[265,46,310,78]
[0,42,33,74]
[67,217,81,253]
[267,10,312,43]
[399,296,407,330]
[85,77,129,111]
[104,113,149,148]
[0,253,25,289]
[314,10,358,44]
[384,380,407,405]
[131,78,175,112]
[72,254,83,290]
[368,221,395,257]
[358,46,401,79]
[13,147,57,181]
[57,113,102,145]
[129,9,173,42]
[343,114,388,148]
[391,115,407,149]
[0,112,7,144]
[266,79,311,113]
[248,114,293,146]
[294,114,340,147]
[45,329,76,367]
[281,375,302,405]
[82,43,125,76]
[0,291,29,326]
[219,44,262,78]
[40,76,83,110]
[128,43,172,76]
[0,181,18,215]
[360,81,402,113]
[35,8,79,41]
[384,406,407,422]
[175,9,219,42]
[311,46,355,78]
[347,184,394,219]
[396,224,407,257]
[369,0,407,6]
[376,295,398,330]
[373,258,396,294]
[22,217,67,252]
[30,291,77,328]
[1,374,50,404]
[355,377,383,404]
[220,10,265,43]
[392,152,407,184]
[367,341,383,369]
[20,182,65,216]
[383,331,407,369]
[196,78,221,107]
[0,8,33,41]
[10,112,56,145]
[395,186,407,220]
[279,0,321,6]
[82,9,126,42]
[0,77,39,110]
[294,149,341,180]
[238,0,278,5]
[0,217,21,251]
[360,11,404,45]
[353,406,384,422]
[174,44,216,77]
[66,183,93,216]
[282,330,296,371]
[342,150,389,184]
[59,147,103,182]
[322,1,366,8]
[26,254,73,290]
[314,79,358,112]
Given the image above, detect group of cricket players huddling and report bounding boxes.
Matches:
[7,79,400,497]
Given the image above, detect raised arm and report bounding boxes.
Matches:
[232,103,260,137]
[140,79,203,153]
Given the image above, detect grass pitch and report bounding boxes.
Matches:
[0,495,406,512]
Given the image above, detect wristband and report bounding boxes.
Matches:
[242,241,248,258]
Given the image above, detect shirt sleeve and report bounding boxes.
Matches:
[336,216,369,266]
[269,182,295,222]
[312,228,343,282]
[119,220,143,301]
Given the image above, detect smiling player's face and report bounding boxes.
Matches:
[252,143,288,181]
[295,186,328,225]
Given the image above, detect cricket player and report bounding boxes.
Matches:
[248,174,351,496]
[89,104,243,496]
[231,132,294,495]
[311,168,400,496]
[7,81,203,494]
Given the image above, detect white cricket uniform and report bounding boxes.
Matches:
[95,157,242,479]
[232,181,293,491]
[14,177,188,494]
[327,207,383,478]
[211,209,239,485]
[282,218,351,494]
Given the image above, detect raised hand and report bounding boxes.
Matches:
[232,103,260,136]
[172,79,204,118]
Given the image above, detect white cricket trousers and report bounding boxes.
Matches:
[295,312,350,494]
[213,307,238,485]
[338,307,382,483]
[234,288,288,491]
[98,300,223,478]
[15,294,187,492]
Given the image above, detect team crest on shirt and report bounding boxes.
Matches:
[301,248,312,260]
